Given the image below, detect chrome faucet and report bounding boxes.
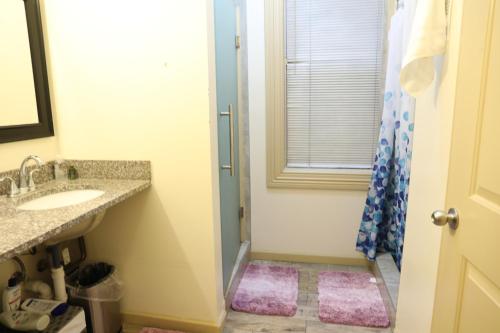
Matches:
[0,155,44,197]
[19,155,44,193]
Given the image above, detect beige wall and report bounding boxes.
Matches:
[395,0,462,332]
[1,0,224,325]
[0,137,59,171]
[247,0,368,259]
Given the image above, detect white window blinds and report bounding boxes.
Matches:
[286,0,386,169]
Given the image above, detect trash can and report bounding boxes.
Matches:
[67,262,123,333]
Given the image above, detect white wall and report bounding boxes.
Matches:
[41,0,224,325]
[395,0,462,332]
[247,0,370,259]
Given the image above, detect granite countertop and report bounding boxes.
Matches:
[0,177,150,262]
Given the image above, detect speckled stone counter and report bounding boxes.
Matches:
[0,160,151,262]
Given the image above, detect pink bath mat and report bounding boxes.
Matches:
[318,271,390,328]
[231,263,299,316]
[140,329,184,333]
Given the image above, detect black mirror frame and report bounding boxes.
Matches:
[0,0,54,143]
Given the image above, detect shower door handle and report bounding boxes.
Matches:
[220,104,235,176]
[431,208,459,230]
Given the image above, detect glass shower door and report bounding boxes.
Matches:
[214,0,241,292]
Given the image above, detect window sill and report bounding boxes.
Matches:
[267,166,371,191]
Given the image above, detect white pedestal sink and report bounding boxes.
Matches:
[17,190,107,245]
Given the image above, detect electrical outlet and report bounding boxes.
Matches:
[62,247,71,265]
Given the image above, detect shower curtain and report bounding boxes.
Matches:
[355,8,415,270]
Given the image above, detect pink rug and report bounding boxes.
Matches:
[139,329,184,333]
[318,271,390,328]
[231,263,299,316]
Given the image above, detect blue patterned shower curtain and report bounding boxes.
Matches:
[355,8,415,269]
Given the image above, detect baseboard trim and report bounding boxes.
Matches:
[250,252,368,267]
[122,311,224,333]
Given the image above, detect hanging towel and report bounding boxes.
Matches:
[400,0,448,95]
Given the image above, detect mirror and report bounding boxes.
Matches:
[0,1,39,126]
[0,0,54,143]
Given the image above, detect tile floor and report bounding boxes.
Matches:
[122,260,394,333]
[223,260,393,333]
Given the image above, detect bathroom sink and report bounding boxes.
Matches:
[17,189,107,245]
[17,190,107,245]
[17,190,105,211]
[45,210,106,245]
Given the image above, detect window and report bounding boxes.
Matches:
[266,0,386,190]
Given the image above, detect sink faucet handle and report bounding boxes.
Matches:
[0,177,20,197]
[28,169,40,191]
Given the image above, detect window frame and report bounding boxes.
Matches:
[265,0,381,190]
